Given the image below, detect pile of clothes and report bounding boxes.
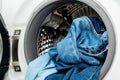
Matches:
[25,16,108,80]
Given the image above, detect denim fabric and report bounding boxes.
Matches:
[45,16,108,80]
[25,16,108,80]
[88,16,106,34]
[45,65,102,80]
[25,53,57,80]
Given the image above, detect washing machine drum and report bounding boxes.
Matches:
[0,15,10,79]
[25,0,103,62]
[25,0,115,79]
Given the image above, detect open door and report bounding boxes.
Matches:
[0,14,10,80]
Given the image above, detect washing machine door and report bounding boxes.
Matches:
[0,14,10,80]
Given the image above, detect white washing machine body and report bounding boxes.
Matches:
[2,0,120,80]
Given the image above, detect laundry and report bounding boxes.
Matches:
[44,16,108,80]
[88,16,106,34]
[25,53,57,80]
[25,16,108,80]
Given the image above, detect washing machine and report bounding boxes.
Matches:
[2,0,120,80]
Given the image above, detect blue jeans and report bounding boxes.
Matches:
[45,16,108,80]
[88,16,106,34]
[25,16,108,80]
[25,53,57,80]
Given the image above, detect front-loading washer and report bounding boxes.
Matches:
[2,0,120,80]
